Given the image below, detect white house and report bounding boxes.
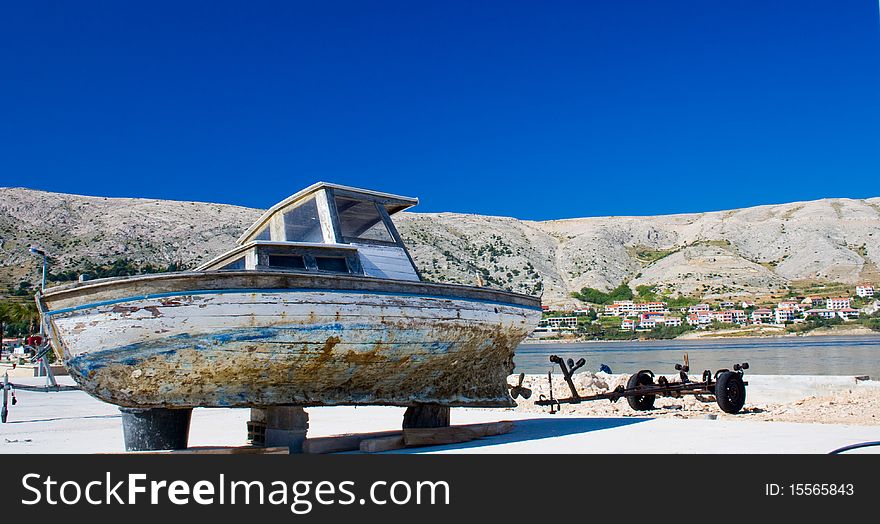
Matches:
[827,297,851,310]
[837,308,860,320]
[614,300,635,312]
[546,316,578,330]
[635,302,669,313]
[777,301,803,312]
[711,310,734,323]
[751,309,774,324]
[805,308,837,320]
[606,300,637,316]
[686,313,712,326]
[775,308,796,324]
[638,319,656,329]
[696,311,713,325]
[856,284,875,298]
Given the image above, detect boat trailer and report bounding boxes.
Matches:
[535,354,749,414]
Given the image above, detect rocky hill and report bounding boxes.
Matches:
[2,187,879,306]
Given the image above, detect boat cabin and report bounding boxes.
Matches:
[196,182,422,281]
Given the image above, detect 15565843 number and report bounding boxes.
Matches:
[789,483,853,496]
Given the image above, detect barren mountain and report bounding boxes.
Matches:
[2,187,878,306]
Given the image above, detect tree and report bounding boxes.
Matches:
[608,283,634,301]
[635,284,657,301]
[10,301,40,336]
[13,281,34,297]
[571,287,613,304]
[571,283,635,304]
[0,302,13,350]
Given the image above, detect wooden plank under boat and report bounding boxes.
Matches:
[36,183,542,409]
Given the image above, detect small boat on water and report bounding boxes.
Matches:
[37,183,541,409]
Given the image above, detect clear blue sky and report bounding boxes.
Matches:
[1,1,878,220]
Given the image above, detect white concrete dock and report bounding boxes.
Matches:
[2,376,878,454]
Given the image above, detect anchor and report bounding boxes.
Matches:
[536,355,585,414]
[550,355,585,399]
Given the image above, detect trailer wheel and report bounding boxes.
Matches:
[715,371,746,414]
[626,371,655,411]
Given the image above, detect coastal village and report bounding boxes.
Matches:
[533,282,879,338]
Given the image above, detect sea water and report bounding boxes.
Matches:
[514,335,880,378]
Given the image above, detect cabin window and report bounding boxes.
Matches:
[254,225,271,241]
[334,196,394,243]
[283,197,323,243]
[315,256,349,273]
[219,257,246,270]
[268,254,306,269]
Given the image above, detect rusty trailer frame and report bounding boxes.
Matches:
[535,354,750,414]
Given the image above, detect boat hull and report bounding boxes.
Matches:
[39,272,541,408]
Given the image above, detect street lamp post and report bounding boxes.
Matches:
[28,246,47,298]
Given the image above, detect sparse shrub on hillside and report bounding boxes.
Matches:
[10,281,34,297]
[571,283,633,304]
[47,258,186,283]
[665,295,700,308]
[635,284,657,301]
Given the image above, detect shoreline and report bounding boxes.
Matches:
[522,326,880,345]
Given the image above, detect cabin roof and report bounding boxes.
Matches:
[237,182,418,245]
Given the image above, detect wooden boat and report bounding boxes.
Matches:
[37,183,541,409]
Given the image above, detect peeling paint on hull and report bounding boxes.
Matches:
[40,273,541,408]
